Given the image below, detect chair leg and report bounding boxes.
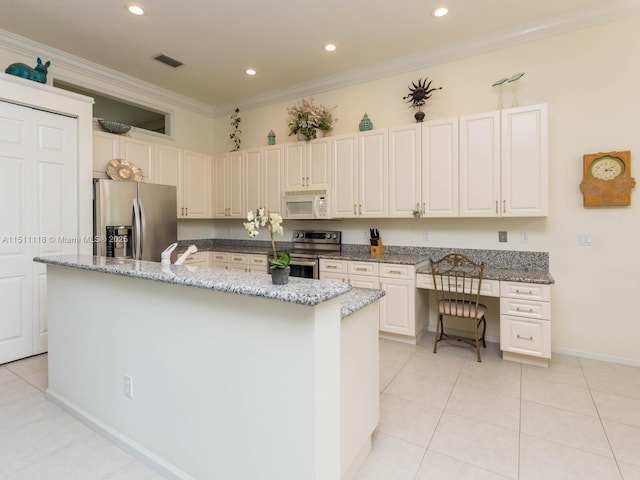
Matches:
[433,314,443,354]
[474,320,482,362]
[480,316,487,348]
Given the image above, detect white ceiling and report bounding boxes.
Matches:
[0,0,637,113]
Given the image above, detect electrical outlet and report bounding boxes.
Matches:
[498,231,508,243]
[227,227,232,235]
[364,230,369,239]
[124,375,133,398]
[423,232,429,241]
[521,232,530,244]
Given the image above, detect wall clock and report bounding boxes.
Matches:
[580,151,636,206]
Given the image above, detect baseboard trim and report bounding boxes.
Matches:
[552,347,640,368]
[44,389,194,480]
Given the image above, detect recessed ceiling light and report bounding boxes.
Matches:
[128,5,144,15]
[432,7,448,17]
[324,44,337,52]
[245,69,256,76]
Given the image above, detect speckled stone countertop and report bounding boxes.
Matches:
[34,255,385,316]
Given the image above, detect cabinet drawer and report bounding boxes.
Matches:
[500,281,550,301]
[320,259,347,273]
[211,252,230,262]
[229,253,248,265]
[500,315,550,358]
[380,263,414,279]
[248,255,267,266]
[348,261,378,276]
[416,273,499,297]
[500,298,550,320]
[182,252,208,266]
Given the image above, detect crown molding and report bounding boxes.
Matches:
[0,29,215,118]
[213,0,640,116]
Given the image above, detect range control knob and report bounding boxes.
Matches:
[325,233,331,239]
[331,233,338,239]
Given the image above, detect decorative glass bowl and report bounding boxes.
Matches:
[98,119,131,135]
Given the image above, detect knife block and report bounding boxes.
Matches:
[370,239,384,256]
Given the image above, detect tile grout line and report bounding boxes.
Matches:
[578,357,625,479]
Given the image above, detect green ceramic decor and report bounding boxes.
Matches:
[359,113,373,131]
[5,57,50,83]
[268,130,276,145]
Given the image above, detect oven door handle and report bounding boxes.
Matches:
[289,260,318,267]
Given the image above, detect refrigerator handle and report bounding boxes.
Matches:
[138,198,146,260]
[132,198,142,259]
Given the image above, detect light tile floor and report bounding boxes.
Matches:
[1,335,640,479]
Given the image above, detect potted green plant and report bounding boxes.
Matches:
[287,98,336,141]
[243,208,291,284]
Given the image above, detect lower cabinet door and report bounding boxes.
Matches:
[379,278,414,336]
[500,315,550,358]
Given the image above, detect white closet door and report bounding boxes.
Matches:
[32,110,78,353]
[0,102,33,363]
[0,101,78,361]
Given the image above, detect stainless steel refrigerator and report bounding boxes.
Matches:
[93,179,177,262]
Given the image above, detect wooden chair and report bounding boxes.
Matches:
[430,253,487,362]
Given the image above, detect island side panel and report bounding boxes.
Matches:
[45,265,341,480]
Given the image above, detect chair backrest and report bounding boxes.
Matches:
[430,253,485,318]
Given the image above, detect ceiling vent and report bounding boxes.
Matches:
[153,54,184,68]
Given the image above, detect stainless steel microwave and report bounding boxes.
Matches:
[282,191,331,219]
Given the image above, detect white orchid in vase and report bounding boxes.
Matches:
[243,208,291,268]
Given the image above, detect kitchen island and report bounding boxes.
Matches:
[34,255,384,480]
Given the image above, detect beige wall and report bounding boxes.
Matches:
[213,16,640,364]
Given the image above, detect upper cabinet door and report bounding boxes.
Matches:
[359,129,388,217]
[501,104,548,217]
[120,137,155,183]
[332,134,359,218]
[262,145,284,213]
[388,124,421,217]
[92,131,120,178]
[155,145,183,216]
[227,150,245,218]
[183,150,211,218]
[459,111,501,217]
[245,148,262,212]
[421,119,459,217]
[307,137,331,190]
[283,142,306,191]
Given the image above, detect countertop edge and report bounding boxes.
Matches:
[34,255,352,307]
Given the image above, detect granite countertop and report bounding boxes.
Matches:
[415,264,555,284]
[34,255,385,316]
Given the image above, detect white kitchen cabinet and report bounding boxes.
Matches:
[228,252,268,273]
[262,145,284,213]
[331,134,359,218]
[245,148,262,212]
[180,251,209,267]
[459,104,548,217]
[283,137,331,191]
[213,152,244,218]
[500,281,551,366]
[320,259,348,282]
[459,111,501,217]
[359,129,388,217]
[243,146,284,214]
[421,118,459,217]
[155,146,211,218]
[332,130,387,218]
[379,263,428,343]
[388,124,421,217]
[92,131,155,182]
[1,101,78,363]
[501,104,548,216]
[210,251,230,270]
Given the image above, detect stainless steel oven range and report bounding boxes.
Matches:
[271,230,341,279]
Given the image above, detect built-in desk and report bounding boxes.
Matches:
[416,268,554,367]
